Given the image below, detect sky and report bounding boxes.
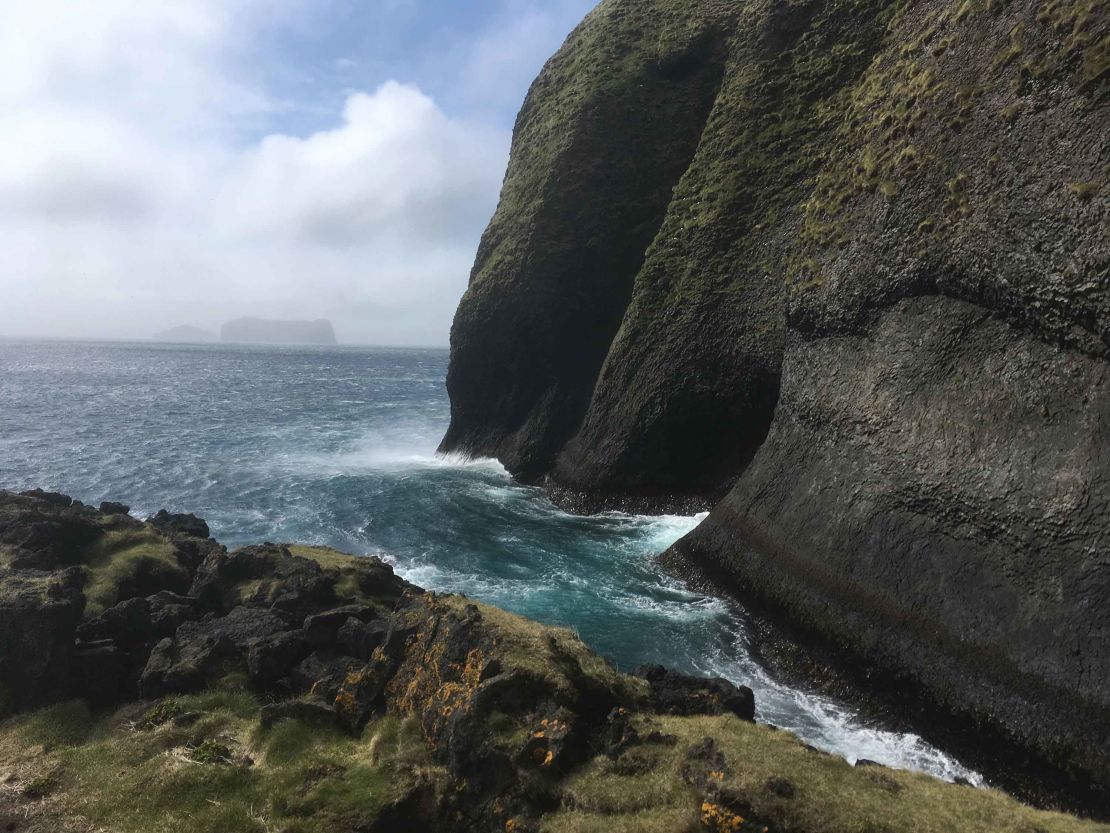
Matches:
[0,0,596,346]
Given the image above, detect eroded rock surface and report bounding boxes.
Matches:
[0,489,767,830]
[440,0,1109,807]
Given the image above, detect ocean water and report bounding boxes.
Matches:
[0,340,980,783]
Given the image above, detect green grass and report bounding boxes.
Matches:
[0,613,1106,832]
[0,689,432,833]
[81,528,185,616]
[0,543,20,566]
[1068,181,1100,200]
[542,714,1110,833]
[11,700,95,750]
[450,597,647,707]
[286,544,399,609]
[285,544,365,571]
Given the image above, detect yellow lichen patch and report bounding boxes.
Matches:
[383,598,496,749]
[701,801,759,832]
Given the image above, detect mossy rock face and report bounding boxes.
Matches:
[0,567,84,717]
[441,0,734,482]
[188,543,416,619]
[442,0,1109,808]
[445,0,1107,502]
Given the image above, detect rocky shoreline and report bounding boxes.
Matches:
[2,488,1105,832]
[660,543,1110,820]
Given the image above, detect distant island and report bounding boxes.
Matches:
[220,317,337,345]
[151,324,218,343]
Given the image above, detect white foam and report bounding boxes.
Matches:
[275,434,510,477]
[291,443,983,786]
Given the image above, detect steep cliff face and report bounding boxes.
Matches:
[442,1,733,481]
[444,0,1108,808]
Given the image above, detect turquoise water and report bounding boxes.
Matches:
[0,339,979,782]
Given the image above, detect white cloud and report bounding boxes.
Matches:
[0,0,510,345]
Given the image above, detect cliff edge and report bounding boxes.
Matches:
[2,489,1106,832]
[441,0,1109,812]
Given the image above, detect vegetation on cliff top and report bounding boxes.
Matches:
[2,491,1107,830]
[2,685,1106,833]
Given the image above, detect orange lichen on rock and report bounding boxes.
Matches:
[700,801,766,832]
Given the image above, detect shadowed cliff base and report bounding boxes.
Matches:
[441,0,1109,816]
[660,537,1110,821]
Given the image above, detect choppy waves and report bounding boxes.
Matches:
[0,340,981,785]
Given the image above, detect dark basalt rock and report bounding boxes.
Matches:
[98,501,130,515]
[439,4,731,485]
[291,651,365,700]
[247,630,311,687]
[73,641,129,705]
[115,556,192,604]
[77,597,154,648]
[0,566,84,715]
[77,592,204,693]
[141,607,291,697]
[303,604,381,648]
[259,698,343,730]
[438,0,1110,811]
[149,509,210,540]
[0,491,426,732]
[190,543,331,615]
[190,544,411,622]
[0,492,106,570]
[18,489,73,508]
[336,617,387,661]
[634,664,755,721]
[147,591,203,636]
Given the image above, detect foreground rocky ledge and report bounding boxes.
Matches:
[0,490,1104,833]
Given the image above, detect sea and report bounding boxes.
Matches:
[0,339,980,783]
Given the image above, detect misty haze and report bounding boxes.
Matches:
[1,1,595,346]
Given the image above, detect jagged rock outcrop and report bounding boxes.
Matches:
[2,490,789,832]
[1,492,1103,831]
[0,566,84,715]
[441,0,1108,811]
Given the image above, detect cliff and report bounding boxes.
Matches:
[442,0,1109,813]
[1,489,1106,833]
[220,317,338,345]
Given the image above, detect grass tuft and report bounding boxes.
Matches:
[82,528,185,616]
